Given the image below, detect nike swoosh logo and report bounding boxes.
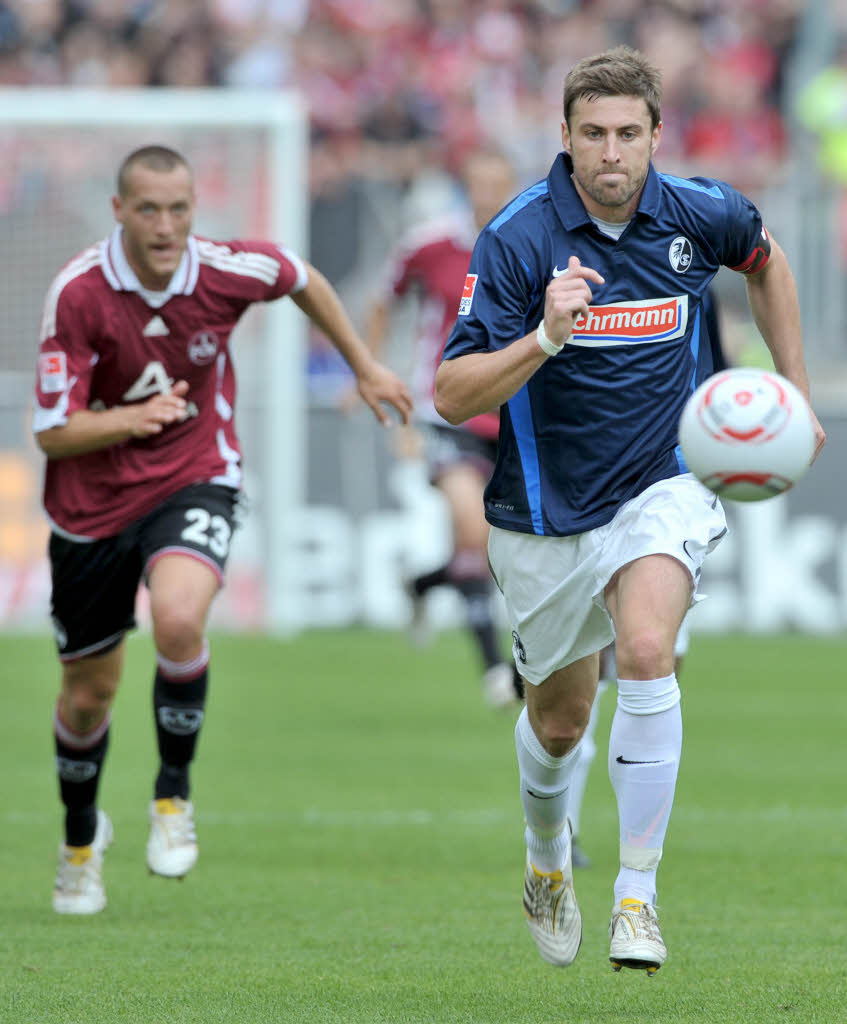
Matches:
[615,756,663,765]
[552,265,567,277]
[526,787,568,800]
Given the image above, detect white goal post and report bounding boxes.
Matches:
[0,88,308,633]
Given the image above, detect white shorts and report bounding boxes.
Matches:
[488,473,727,686]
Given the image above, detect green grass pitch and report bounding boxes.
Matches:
[1,628,845,1023]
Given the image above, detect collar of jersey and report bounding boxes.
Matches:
[547,151,662,230]
[101,226,200,307]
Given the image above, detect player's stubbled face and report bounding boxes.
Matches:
[562,95,660,222]
[114,165,195,290]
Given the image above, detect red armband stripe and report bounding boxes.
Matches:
[731,227,772,275]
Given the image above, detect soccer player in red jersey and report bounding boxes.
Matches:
[34,145,412,914]
[364,147,522,708]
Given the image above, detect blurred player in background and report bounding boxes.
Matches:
[435,47,824,975]
[363,147,521,708]
[33,145,412,915]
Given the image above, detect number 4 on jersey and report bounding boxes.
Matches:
[123,361,199,420]
[123,361,173,402]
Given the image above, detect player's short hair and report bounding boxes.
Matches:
[563,46,662,130]
[117,145,192,196]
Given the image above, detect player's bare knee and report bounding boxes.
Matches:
[151,606,205,662]
[615,627,674,680]
[532,702,590,757]
[62,658,118,694]
[60,678,116,728]
[541,730,582,759]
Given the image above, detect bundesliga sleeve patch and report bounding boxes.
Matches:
[39,351,68,394]
[458,273,478,316]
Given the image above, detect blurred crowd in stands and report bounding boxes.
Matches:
[0,0,816,194]
[3,0,847,364]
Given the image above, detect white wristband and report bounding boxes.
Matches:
[536,320,565,357]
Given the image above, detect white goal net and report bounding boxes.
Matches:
[0,88,307,632]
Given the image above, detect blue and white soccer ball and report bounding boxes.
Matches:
[678,366,816,502]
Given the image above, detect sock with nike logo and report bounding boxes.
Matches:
[515,706,583,872]
[609,673,682,905]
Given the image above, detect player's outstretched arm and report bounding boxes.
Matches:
[363,297,391,361]
[743,238,826,460]
[291,263,412,426]
[36,381,190,459]
[339,294,393,416]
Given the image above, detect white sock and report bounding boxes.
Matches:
[608,674,682,905]
[515,706,582,872]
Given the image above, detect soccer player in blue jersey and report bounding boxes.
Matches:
[434,46,825,974]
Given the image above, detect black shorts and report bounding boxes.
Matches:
[49,483,241,661]
[420,423,498,484]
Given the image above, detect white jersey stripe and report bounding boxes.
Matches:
[32,375,78,432]
[212,428,242,488]
[209,253,280,283]
[278,245,308,292]
[196,239,280,285]
[40,247,102,342]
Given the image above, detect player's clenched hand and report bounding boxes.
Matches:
[356,361,413,427]
[128,379,190,438]
[543,255,605,345]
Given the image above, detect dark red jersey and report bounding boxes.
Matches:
[33,228,307,538]
[382,213,499,440]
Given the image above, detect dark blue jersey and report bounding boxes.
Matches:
[442,152,768,536]
[701,287,729,374]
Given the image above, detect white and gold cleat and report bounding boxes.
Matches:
[147,797,198,878]
[53,810,113,915]
[522,833,582,966]
[609,897,667,976]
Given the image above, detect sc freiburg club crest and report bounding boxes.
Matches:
[669,236,693,273]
